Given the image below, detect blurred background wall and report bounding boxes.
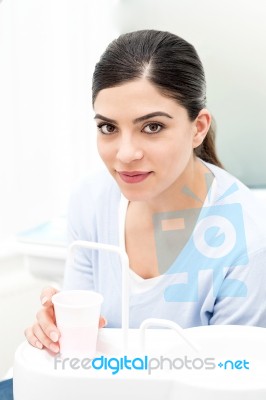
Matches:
[0,0,118,242]
[0,0,266,242]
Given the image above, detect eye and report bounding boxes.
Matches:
[97,123,117,135]
[142,123,164,134]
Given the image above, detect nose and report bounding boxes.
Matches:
[116,134,143,164]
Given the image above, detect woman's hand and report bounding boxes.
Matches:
[24,287,60,353]
[24,287,107,353]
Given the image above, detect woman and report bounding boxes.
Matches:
[24,29,266,354]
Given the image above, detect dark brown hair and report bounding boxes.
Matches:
[92,29,223,168]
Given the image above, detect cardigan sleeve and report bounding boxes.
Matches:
[209,247,266,327]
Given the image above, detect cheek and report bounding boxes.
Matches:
[161,136,193,167]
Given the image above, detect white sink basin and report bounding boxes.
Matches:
[13,325,266,400]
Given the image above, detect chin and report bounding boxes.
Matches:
[120,188,154,202]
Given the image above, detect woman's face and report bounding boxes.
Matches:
[94,79,208,204]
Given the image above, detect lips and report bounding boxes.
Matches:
[117,171,152,184]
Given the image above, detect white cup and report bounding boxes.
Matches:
[52,290,104,358]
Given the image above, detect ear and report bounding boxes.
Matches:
[192,109,212,149]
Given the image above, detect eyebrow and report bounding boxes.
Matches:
[94,111,173,124]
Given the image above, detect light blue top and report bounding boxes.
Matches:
[63,161,266,328]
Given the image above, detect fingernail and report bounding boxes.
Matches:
[35,340,43,349]
[41,296,48,305]
[50,331,59,342]
[50,343,59,353]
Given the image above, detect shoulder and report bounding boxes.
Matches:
[205,161,265,211]
[70,168,120,206]
[67,168,121,225]
[204,161,266,251]
[204,162,249,197]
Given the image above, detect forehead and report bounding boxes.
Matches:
[93,79,183,116]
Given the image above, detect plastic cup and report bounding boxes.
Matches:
[52,290,104,358]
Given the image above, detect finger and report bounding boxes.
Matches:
[40,286,59,306]
[24,326,43,350]
[32,323,60,353]
[36,308,60,343]
[99,316,107,328]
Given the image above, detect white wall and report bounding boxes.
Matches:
[0,0,118,241]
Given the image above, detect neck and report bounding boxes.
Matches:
[130,158,213,216]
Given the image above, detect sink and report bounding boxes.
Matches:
[13,325,266,400]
